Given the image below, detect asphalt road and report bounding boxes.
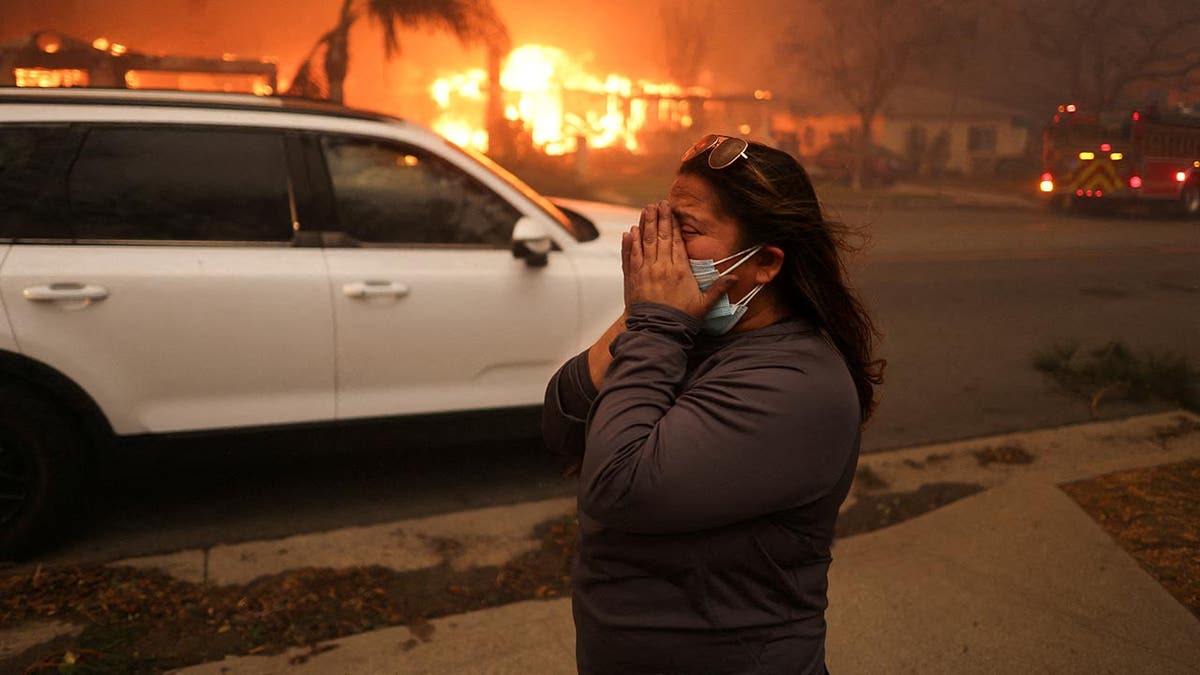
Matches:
[28,204,1200,566]
[847,204,1199,452]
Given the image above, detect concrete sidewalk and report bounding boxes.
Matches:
[136,411,1200,673]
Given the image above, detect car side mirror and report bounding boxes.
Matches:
[511,216,553,268]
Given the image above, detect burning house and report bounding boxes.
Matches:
[429,43,777,160]
[2,29,780,166]
[0,30,277,95]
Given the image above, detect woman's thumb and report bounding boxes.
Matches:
[703,275,738,306]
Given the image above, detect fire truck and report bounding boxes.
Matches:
[1039,103,1200,216]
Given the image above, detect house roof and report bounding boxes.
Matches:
[883,86,1030,121]
[0,30,276,79]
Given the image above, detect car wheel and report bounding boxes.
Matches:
[1180,183,1200,219]
[0,382,87,559]
[1045,194,1072,212]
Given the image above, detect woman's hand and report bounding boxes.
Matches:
[622,201,737,319]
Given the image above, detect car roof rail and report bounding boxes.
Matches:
[0,87,403,124]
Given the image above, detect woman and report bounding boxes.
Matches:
[543,134,883,674]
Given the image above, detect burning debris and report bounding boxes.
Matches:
[0,30,277,95]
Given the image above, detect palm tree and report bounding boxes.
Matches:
[289,0,510,105]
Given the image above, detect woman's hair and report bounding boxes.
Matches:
[679,140,885,422]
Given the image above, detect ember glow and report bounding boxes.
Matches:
[431,43,710,155]
[123,69,274,95]
[15,67,88,87]
[9,31,279,96]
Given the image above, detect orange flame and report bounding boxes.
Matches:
[431,44,708,156]
[15,68,89,88]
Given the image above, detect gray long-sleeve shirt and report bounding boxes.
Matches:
[543,302,861,674]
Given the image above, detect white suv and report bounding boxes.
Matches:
[0,88,630,557]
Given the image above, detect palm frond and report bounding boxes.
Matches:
[285,31,334,100]
[366,0,510,58]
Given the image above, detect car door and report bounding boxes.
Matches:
[316,134,580,421]
[0,244,10,355]
[0,123,334,435]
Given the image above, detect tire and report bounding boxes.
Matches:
[0,382,87,560]
[1063,194,1090,215]
[1180,183,1200,219]
[1045,194,1075,213]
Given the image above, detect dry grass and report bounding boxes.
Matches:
[1062,459,1200,620]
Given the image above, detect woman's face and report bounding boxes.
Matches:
[667,172,788,326]
[668,173,743,262]
[668,173,760,301]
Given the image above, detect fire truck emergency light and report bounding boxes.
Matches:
[1129,176,1143,189]
[1110,152,1123,160]
[1177,171,1187,182]
[1079,151,1095,160]
[1066,104,1078,113]
[1039,173,1054,193]
[1100,144,1111,151]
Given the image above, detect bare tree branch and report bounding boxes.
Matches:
[1014,0,1200,107]
[780,0,974,189]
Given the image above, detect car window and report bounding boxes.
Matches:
[321,136,519,246]
[68,127,293,242]
[448,141,597,242]
[0,125,72,240]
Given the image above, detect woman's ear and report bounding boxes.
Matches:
[755,246,785,284]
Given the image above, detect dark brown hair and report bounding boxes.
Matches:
[680,141,885,422]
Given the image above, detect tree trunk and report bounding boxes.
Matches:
[853,111,874,192]
[1067,47,1083,107]
[324,0,356,104]
[1092,41,1108,110]
[485,45,510,160]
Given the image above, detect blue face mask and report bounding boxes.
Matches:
[689,245,765,336]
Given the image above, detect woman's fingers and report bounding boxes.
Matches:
[625,224,641,310]
[621,228,632,277]
[626,200,708,316]
[628,224,642,271]
[656,200,674,261]
[665,201,686,265]
[641,204,659,262]
[701,275,739,309]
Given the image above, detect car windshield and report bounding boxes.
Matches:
[442,140,587,241]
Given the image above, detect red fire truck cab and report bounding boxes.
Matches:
[1039,103,1200,217]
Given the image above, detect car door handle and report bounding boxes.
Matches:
[342,280,411,299]
[23,283,110,302]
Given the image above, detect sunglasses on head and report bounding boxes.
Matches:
[681,134,751,169]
